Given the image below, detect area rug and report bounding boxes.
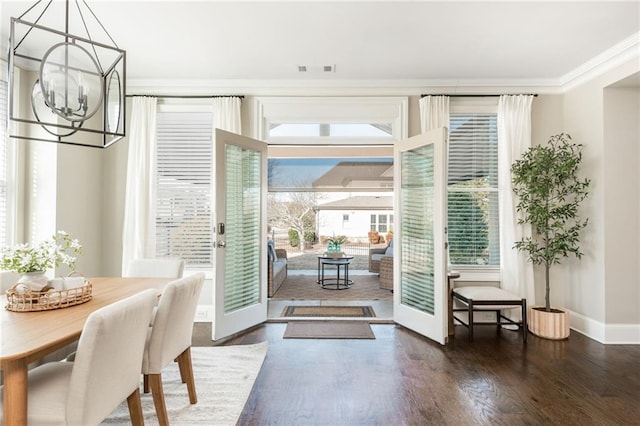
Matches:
[283,320,376,339]
[281,305,376,318]
[272,273,392,301]
[102,342,268,425]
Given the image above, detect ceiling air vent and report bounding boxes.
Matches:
[297,65,335,73]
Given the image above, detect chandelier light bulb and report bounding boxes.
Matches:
[40,42,103,123]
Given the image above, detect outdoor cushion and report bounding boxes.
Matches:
[273,259,286,277]
[453,286,523,310]
[267,240,278,262]
[385,238,394,256]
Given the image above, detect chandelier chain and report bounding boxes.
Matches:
[74,0,104,73]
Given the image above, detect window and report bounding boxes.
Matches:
[370,214,392,233]
[342,214,350,222]
[155,111,213,268]
[269,123,392,138]
[256,96,408,145]
[0,73,7,248]
[448,112,500,267]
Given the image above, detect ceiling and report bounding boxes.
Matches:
[1,1,639,92]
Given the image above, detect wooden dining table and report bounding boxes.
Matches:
[0,276,173,426]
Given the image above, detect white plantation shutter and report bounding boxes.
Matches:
[400,145,436,314]
[155,112,213,267]
[448,113,500,266]
[223,144,261,312]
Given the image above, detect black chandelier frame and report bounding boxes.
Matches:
[7,0,126,148]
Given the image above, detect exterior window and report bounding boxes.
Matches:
[0,75,8,248]
[155,111,213,268]
[269,123,392,138]
[448,113,500,267]
[370,214,392,233]
[342,214,350,222]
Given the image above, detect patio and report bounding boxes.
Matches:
[274,241,386,272]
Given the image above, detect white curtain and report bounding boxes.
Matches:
[419,95,450,131]
[122,97,158,274]
[498,95,535,306]
[212,97,242,134]
[419,95,450,268]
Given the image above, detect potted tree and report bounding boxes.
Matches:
[511,133,590,339]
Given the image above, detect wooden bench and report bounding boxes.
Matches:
[452,286,527,343]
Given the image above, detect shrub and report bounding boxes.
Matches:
[288,229,300,247]
[304,231,316,244]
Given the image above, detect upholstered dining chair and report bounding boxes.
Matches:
[0,270,20,293]
[0,289,158,426]
[142,272,205,426]
[125,258,185,279]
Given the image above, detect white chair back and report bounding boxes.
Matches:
[125,258,185,279]
[143,272,204,373]
[66,289,157,425]
[1,270,20,293]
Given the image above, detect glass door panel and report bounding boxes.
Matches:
[393,127,448,344]
[213,129,267,341]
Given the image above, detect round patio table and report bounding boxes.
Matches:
[317,254,354,290]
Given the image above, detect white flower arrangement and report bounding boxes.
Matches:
[0,231,82,274]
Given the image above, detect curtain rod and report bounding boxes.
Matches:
[125,94,244,99]
[420,94,538,98]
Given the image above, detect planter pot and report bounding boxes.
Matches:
[18,271,49,291]
[528,306,570,340]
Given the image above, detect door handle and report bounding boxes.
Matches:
[217,240,226,248]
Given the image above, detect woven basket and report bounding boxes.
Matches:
[5,280,92,312]
[379,256,394,290]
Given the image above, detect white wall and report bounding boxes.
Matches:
[56,143,103,276]
[563,58,640,342]
[603,81,640,326]
[101,98,132,277]
[318,210,392,241]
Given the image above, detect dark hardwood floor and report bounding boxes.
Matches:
[192,322,640,425]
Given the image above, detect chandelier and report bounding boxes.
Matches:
[7,0,126,148]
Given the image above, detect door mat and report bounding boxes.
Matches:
[281,305,376,318]
[283,321,375,339]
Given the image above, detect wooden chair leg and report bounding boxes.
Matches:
[177,354,187,384]
[143,374,150,393]
[149,373,169,426]
[177,347,197,404]
[127,387,145,426]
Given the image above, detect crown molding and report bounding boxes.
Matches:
[560,31,640,92]
[127,78,563,97]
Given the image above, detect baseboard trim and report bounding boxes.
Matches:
[568,309,640,344]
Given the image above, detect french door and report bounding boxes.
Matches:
[212,129,268,341]
[393,127,448,344]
